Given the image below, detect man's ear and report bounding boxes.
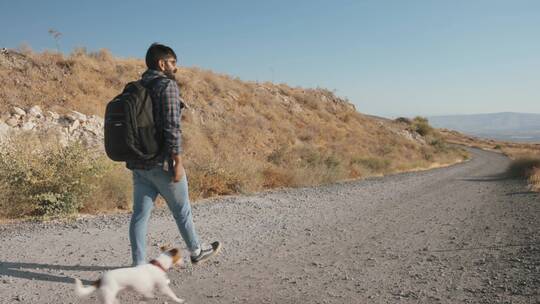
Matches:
[157,59,165,71]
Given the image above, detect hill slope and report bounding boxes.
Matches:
[0,49,466,212]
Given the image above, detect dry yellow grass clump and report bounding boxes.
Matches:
[0,48,468,218]
[529,167,540,191]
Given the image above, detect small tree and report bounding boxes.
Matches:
[48,28,62,52]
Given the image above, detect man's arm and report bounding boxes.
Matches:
[161,80,184,182]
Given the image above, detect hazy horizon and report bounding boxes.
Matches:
[427,112,540,143]
[1,0,539,118]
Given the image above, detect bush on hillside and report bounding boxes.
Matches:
[0,132,118,218]
[394,117,412,124]
[429,138,448,153]
[410,116,433,136]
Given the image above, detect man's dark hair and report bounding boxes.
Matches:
[145,43,177,70]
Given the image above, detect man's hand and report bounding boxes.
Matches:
[171,154,184,183]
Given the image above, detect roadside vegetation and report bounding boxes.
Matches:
[0,48,468,220]
[439,129,540,191]
[0,131,131,219]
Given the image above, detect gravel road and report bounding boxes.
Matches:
[0,147,538,304]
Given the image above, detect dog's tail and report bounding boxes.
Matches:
[74,278,100,297]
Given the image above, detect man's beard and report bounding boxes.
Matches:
[164,69,176,80]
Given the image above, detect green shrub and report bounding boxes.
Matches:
[429,138,448,152]
[411,116,433,136]
[0,132,110,218]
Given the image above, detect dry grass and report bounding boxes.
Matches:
[506,158,540,178]
[529,167,540,191]
[80,162,132,213]
[0,48,469,218]
[507,157,540,191]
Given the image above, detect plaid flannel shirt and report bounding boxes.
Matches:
[126,69,184,170]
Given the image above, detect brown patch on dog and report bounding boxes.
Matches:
[92,278,102,288]
[168,248,182,264]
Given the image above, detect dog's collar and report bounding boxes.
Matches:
[149,259,167,272]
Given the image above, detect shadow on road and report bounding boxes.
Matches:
[0,261,119,285]
[459,173,514,182]
[505,191,538,196]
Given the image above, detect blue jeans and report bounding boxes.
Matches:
[129,166,200,265]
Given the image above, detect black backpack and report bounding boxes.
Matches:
[104,79,162,161]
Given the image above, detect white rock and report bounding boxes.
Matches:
[5,117,19,127]
[70,111,87,122]
[88,115,103,125]
[69,120,80,133]
[21,121,35,131]
[28,105,43,118]
[47,111,60,120]
[0,108,105,149]
[12,106,26,116]
[83,125,98,136]
[58,134,69,147]
[289,104,303,114]
[0,121,10,138]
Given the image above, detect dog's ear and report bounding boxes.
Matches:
[169,248,183,265]
[160,244,171,252]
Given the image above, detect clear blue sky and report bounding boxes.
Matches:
[1,0,539,118]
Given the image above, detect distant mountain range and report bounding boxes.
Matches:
[427,112,540,143]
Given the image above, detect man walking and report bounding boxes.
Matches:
[126,43,220,266]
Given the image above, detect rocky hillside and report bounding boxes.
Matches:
[0,105,103,147]
[0,48,467,203]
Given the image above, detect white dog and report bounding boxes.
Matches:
[74,246,185,304]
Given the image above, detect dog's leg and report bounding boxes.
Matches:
[141,291,155,302]
[100,288,118,304]
[158,284,185,303]
[136,284,155,302]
